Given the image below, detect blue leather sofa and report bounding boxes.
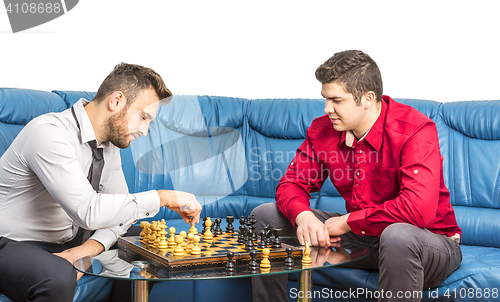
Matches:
[1,88,500,302]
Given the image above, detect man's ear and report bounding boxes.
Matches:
[363,91,376,110]
[107,91,127,112]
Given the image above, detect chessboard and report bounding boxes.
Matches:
[117,216,303,272]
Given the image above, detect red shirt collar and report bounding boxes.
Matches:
[339,95,389,152]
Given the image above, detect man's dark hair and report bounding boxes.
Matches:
[93,63,172,105]
[315,50,383,105]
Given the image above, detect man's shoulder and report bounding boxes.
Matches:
[20,110,74,143]
[309,114,334,130]
[385,97,435,137]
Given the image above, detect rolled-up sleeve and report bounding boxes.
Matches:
[276,127,328,226]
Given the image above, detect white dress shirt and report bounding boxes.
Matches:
[0,99,160,250]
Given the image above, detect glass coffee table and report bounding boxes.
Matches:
[73,236,369,302]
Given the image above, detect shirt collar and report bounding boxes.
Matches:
[72,98,100,146]
[339,96,388,151]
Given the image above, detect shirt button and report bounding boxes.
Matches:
[356,171,360,177]
[146,213,150,216]
[354,194,357,199]
[119,223,123,227]
[414,169,419,174]
[361,231,366,235]
[291,162,295,166]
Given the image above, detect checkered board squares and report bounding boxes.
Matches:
[117,234,302,271]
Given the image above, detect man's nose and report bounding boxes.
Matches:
[138,120,150,136]
[325,103,335,115]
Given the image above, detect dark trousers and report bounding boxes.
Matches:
[0,229,87,302]
[250,203,462,302]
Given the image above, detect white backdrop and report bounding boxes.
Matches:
[0,0,498,102]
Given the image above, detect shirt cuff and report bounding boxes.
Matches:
[90,229,118,251]
[346,209,370,236]
[287,203,313,227]
[133,190,161,220]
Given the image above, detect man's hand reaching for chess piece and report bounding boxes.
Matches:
[157,190,202,224]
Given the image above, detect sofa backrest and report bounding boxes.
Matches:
[436,101,500,248]
[0,88,68,157]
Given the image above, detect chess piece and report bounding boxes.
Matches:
[245,228,254,250]
[285,247,294,269]
[258,230,267,249]
[173,235,184,256]
[214,218,223,236]
[191,235,201,255]
[140,221,149,242]
[226,216,235,233]
[250,214,258,241]
[168,227,176,247]
[237,225,245,243]
[142,224,152,244]
[202,216,208,233]
[302,242,312,266]
[260,248,271,269]
[248,249,258,273]
[186,232,194,254]
[264,225,272,247]
[204,218,214,242]
[148,228,156,245]
[272,228,282,248]
[226,251,236,275]
[239,215,245,228]
[179,231,188,249]
[158,222,168,250]
[189,224,198,236]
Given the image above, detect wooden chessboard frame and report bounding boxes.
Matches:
[117,234,303,272]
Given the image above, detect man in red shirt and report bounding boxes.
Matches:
[251,50,462,302]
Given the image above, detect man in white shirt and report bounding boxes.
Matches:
[0,63,202,302]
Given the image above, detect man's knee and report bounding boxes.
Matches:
[380,223,421,255]
[251,203,279,220]
[28,261,77,301]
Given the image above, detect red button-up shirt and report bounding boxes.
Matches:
[276,96,461,238]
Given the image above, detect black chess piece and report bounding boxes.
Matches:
[226,216,235,233]
[258,230,267,249]
[226,251,236,275]
[272,228,282,248]
[214,217,223,236]
[202,217,207,233]
[245,228,254,250]
[285,247,294,270]
[248,249,258,273]
[250,214,258,241]
[238,225,245,243]
[239,215,245,227]
[264,225,273,247]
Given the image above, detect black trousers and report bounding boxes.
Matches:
[0,229,86,302]
[250,203,462,302]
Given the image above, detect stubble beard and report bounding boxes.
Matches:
[106,107,130,149]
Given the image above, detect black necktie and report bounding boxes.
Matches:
[72,106,105,243]
[87,140,104,191]
[72,107,105,190]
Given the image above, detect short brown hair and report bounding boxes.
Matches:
[93,63,172,105]
[315,50,383,105]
